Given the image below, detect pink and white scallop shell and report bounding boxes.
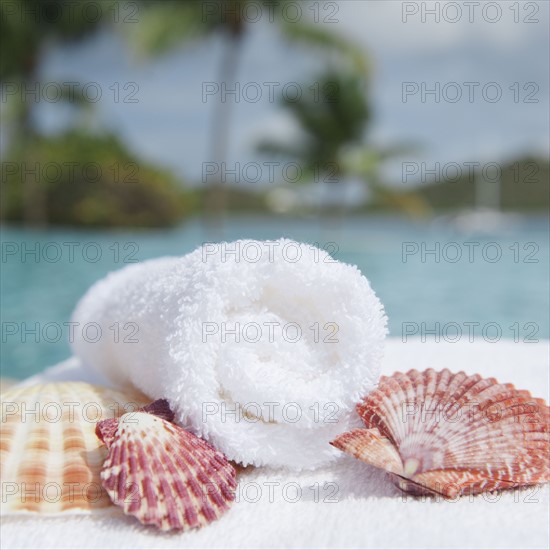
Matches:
[97,401,237,532]
[331,369,550,498]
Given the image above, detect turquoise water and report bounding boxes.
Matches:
[1,215,548,379]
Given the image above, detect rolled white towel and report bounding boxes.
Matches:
[71,239,387,469]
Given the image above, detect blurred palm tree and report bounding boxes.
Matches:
[1,0,188,227]
[0,0,115,223]
[258,68,429,218]
[126,1,246,229]
[125,0,369,232]
[0,0,108,126]
[259,69,368,185]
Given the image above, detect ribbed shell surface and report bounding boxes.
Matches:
[1,382,148,514]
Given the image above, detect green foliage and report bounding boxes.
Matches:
[415,158,550,211]
[279,20,369,75]
[0,0,111,81]
[128,0,362,58]
[2,131,194,227]
[294,70,369,164]
[256,67,432,216]
[124,1,214,57]
[258,69,370,183]
[0,1,197,228]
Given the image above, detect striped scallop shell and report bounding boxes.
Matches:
[331,369,550,498]
[98,404,237,532]
[1,382,148,514]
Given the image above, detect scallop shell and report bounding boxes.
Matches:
[98,402,237,532]
[331,369,550,498]
[1,382,149,514]
[95,398,175,448]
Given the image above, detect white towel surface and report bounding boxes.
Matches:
[2,338,549,550]
[70,240,388,469]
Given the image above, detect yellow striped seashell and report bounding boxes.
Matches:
[1,382,148,514]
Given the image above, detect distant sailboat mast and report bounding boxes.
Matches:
[447,162,517,234]
[475,166,501,211]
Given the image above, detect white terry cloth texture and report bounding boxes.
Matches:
[2,339,549,550]
[70,240,388,470]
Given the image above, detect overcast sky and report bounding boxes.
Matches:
[33,0,550,188]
